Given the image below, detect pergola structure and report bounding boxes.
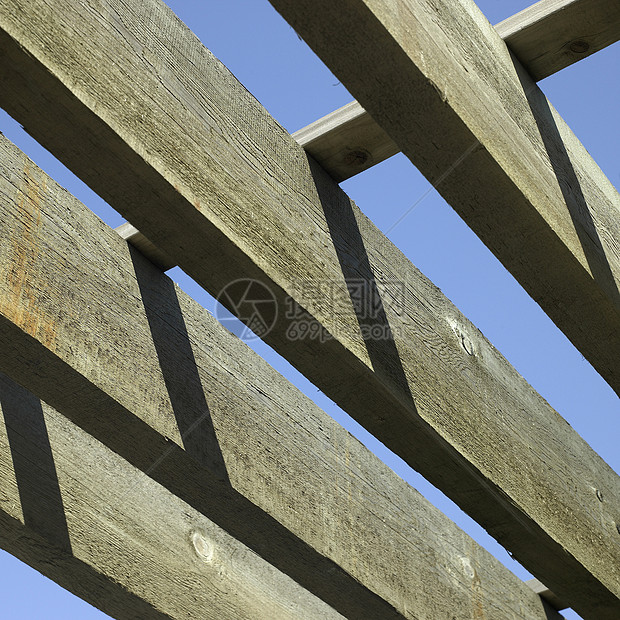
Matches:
[0,0,618,618]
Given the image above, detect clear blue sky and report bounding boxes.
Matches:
[0,1,617,618]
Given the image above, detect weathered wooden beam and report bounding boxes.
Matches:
[0,1,618,616]
[498,0,620,81]
[0,136,564,620]
[293,0,620,181]
[0,374,344,620]
[270,0,620,399]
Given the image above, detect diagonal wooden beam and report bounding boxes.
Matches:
[294,0,620,182]
[0,1,618,615]
[271,0,620,399]
[0,135,564,620]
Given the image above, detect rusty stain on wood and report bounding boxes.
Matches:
[2,161,56,349]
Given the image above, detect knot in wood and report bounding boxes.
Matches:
[191,530,214,563]
[343,149,371,167]
[568,40,590,54]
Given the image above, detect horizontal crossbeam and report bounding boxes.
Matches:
[294,0,620,181]
[293,101,395,182]
[117,223,175,271]
[498,0,620,81]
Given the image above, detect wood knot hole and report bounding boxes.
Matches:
[569,40,590,54]
[191,530,214,563]
[460,557,476,580]
[343,149,371,167]
[461,334,475,356]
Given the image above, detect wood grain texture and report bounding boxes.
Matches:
[269,0,620,397]
[0,374,344,620]
[0,1,617,616]
[0,135,564,620]
[291,0,620,182]
[497,0,620,81]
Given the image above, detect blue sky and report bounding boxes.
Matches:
[0,1,618,618]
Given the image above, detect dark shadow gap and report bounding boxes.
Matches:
[131,247,229,479]
[0,372,72,552]
[314,164,417,403]
[518,67,619,308]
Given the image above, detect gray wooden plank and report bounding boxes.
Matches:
[0,373,345,620]
[498,0,620,81]
[292,0,620,182]
[0,0,617,615]
[0,135,564,620]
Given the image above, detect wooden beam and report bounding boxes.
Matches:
[293,101,397,182]
[0,1,618,615]
[293,0,620,181]
[0,136,563,620]
[498,0,620,81]
[270,0,620,398]
[0,374,344,620]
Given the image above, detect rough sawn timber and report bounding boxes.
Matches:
[0,0,618,616]
[294,0,620,181]
[293,100,397,182]
[0,374,345,620]
[0,135,565,620]
[271,0,620,397]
